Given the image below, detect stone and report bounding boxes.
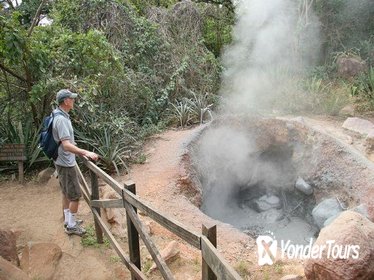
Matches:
[342,117,374,136]
[0,229,19,266]
[295,177,313,195]
[352,204,369,219]
[37,167,55,184]
[257,208,284,223]
[0,256,31,280]
[304,211,374,280]
[100,184,126,237]
[339,104,355,117]
[365,130,374,154]
[323,212,341,227]
[254,194,281,212]
[336,55,367,79]
[312,198,343,229]
[20,242,62,280]
[280,275,303,280]
[149,241,180,272]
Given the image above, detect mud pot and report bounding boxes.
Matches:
[187,116,374,245]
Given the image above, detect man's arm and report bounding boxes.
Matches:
[61,139,99,161]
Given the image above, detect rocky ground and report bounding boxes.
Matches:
[0,114,374,280]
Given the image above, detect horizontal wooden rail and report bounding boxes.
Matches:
[91,199,123,208]
[82,158,201,249]
[201,236,242,280]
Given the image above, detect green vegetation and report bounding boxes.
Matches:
[234,260,251,279]
[81,224,110,248]
[1,0,373,175]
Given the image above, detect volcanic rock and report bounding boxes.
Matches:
[295,177,313,195]
[0,256,30,280]
[304,211,374,280]
[254,194,281,212]
[20,242,62,280]
[342,117,374,136]
[312,198,343,229]
[336,55,367,79]
[0,229,19,266]
[149,241,180,272]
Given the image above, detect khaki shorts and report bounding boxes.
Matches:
[56,165,81,201]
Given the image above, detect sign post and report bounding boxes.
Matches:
[0,144,27,184]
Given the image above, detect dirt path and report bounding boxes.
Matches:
[1,116,372,279]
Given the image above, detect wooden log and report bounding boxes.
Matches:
[124,196,175,280]
[90,169,103,244]
[82,157,201,249]
[201,236,242,280]
[125,185,141,280]
[202,225,217,280]
[91,208,147,280]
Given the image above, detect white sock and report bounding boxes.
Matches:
[63,209,70,225]
[68,212,77,228]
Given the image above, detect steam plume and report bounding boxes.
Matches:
[220,0,321,113]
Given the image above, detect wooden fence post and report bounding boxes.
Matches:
[202,224,217,280]
[18,160,24,184]
[124,183,141,279]
[90,169,103,243]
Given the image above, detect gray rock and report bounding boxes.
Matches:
[295,177,313,195]
[312,198,343,229]
[336,54,367,79]
[256,208,283,223]
[339,104,355,117]
[255,194,281,212]
[323,212,341,227]
[353,204,369,219]
[342,117,374,136]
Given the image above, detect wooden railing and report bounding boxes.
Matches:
[77,156,242,280]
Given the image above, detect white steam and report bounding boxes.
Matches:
[220,0,321,113]
[194,0,321,227]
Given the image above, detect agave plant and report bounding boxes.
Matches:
[76,126,135,175]
[171,99,193,128]
[185,91,214,124]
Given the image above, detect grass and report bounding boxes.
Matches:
[109,255,121,263]
[81,224,110,248]
[133,153,147,164]
[142,259,153,273]
[234,260,251,279]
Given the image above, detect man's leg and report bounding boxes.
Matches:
[62,194,70,226]
[68,200,79,227]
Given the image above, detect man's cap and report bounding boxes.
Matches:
[56,89,78,104]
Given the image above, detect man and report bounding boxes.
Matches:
[52,89,99,236]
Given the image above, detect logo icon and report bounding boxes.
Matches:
[256,232,277,266]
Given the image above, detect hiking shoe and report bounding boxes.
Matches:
[64,224,86,236]
[63,219,83,229]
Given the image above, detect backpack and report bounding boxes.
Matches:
[39,111,62,160]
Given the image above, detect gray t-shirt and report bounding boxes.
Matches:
[52,107,76,167]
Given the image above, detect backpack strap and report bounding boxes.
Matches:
[51,110,65,148]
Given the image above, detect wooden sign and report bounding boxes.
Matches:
[0,144,27,161]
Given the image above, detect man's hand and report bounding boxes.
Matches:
[85,151,99,161]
